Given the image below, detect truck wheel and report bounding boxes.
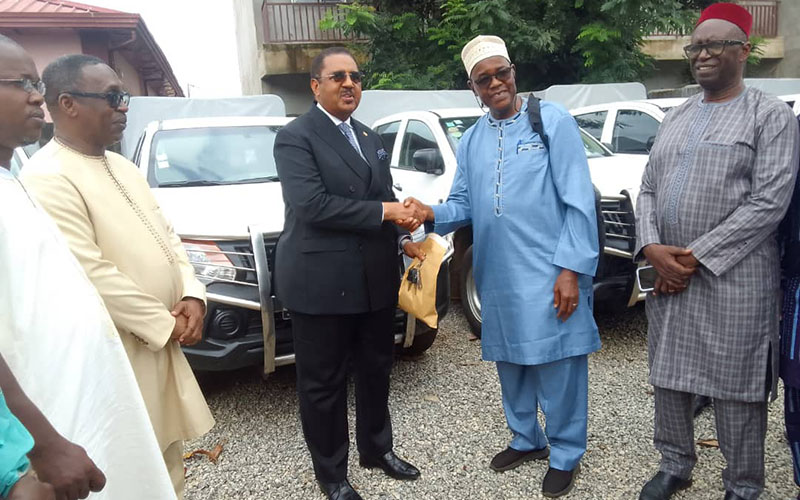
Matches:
[459,245,482,337]
[401,320,438,356]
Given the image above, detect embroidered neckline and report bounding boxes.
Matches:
[53,137,106,160]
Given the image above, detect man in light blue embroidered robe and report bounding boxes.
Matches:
[407,35,600,497]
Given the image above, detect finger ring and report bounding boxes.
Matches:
[571,303,578,307]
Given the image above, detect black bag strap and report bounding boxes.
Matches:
[526,94,549,150]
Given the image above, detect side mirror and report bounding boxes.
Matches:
[412,148,444,175]
[646,136,655,152]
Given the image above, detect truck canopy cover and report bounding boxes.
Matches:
[121,95,286,159]
[531,82,647,110]
[353,90,479,128]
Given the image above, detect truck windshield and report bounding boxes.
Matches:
[150,125,282,187]
[441,117,610,159]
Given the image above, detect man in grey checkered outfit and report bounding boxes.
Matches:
[635,3,800,500]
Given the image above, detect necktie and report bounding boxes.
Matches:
[338,122,366,161]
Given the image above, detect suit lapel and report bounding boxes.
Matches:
[309,106,371,183]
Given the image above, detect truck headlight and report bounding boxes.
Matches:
[183,240,237,285]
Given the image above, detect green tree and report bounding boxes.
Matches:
[321,0,706,90]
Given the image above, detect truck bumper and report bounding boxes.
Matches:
[183,227,453,373]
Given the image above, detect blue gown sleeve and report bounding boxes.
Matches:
[547,113,599,277]
[432,133,473,235]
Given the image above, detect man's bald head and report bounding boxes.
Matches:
[0,35,45,166]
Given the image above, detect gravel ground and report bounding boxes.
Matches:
[185,304,797,499]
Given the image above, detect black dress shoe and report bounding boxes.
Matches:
[319,479,364,500]
[639,471,692,500]
[723,492,745,500]
[359,450,420,480]
[542,464,580,498]
[490,446,550,472]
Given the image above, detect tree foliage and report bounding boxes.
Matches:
[320,0,720,90]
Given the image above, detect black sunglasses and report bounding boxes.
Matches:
[62,90,131,109]
[683,39,745,58]
[0,78,46,95]
[470,66,514,89]
[315,71,365,84]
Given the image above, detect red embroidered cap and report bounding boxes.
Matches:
[696,2,753,37]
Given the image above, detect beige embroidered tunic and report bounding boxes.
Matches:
[21,140,214,450]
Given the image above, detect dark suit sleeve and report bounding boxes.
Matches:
[275,126,384,232]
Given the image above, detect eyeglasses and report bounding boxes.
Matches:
[62,90,131,109]
[315,71,365,84]
[0,78,46,95]
[683,40,745,58]
[470,66,514,89]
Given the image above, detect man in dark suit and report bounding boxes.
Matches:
[273,47,426,500]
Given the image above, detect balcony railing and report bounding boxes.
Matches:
[261,1,364,44]
[648,0,779,38]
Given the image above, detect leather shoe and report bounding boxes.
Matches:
[490,446,549,472]
[723,492,745,500]
[359,450,420,480]
[319,479,363,500]
[542,464,580,498]
[639,471,692,500]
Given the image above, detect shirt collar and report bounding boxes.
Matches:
[0,166,14,180]
[316,102,353,128]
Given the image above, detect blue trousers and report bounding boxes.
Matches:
[496,355,588,471]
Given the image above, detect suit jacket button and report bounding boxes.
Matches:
[341,290,346,296]
[349,185,356,193]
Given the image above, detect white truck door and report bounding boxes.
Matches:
[391,118,457,206]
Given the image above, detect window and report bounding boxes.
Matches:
[375,121,400,157]
[148,125,283,187]
[574,111,607,142]
[611,110,660,154]
[440,116,479,152]
[399,120,438,171]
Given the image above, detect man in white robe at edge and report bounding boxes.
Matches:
[0,34,176,499]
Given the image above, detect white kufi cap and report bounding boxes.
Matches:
[461,35,510,77]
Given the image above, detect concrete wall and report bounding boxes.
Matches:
[115,51,144,96]
[233,0,264,95]
[1,29,83,77]
[777,0,800,78]
[263,73,314,115]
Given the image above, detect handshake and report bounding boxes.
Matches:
[383,197,434,232]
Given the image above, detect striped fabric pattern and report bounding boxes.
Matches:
[636,87,800,402]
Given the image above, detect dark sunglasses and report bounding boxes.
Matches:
[62,90,131,109]
[315,71,365,84]
[683,39,745,58]
[0,78,46,95]
[470,66,514,89]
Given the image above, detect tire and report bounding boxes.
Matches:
[400,320,438,356]
[459,245,482,337]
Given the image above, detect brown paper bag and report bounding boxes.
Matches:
[398,234,448,329]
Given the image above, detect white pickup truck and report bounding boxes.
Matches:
[372,108,646,334]
[130,116,453,373]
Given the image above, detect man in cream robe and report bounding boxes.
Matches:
[0,36,174,498]
[21,54,214,498]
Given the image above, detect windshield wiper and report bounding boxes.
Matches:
[158,180,228,187]
[227,176,280,184]
[159,176,280,187]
